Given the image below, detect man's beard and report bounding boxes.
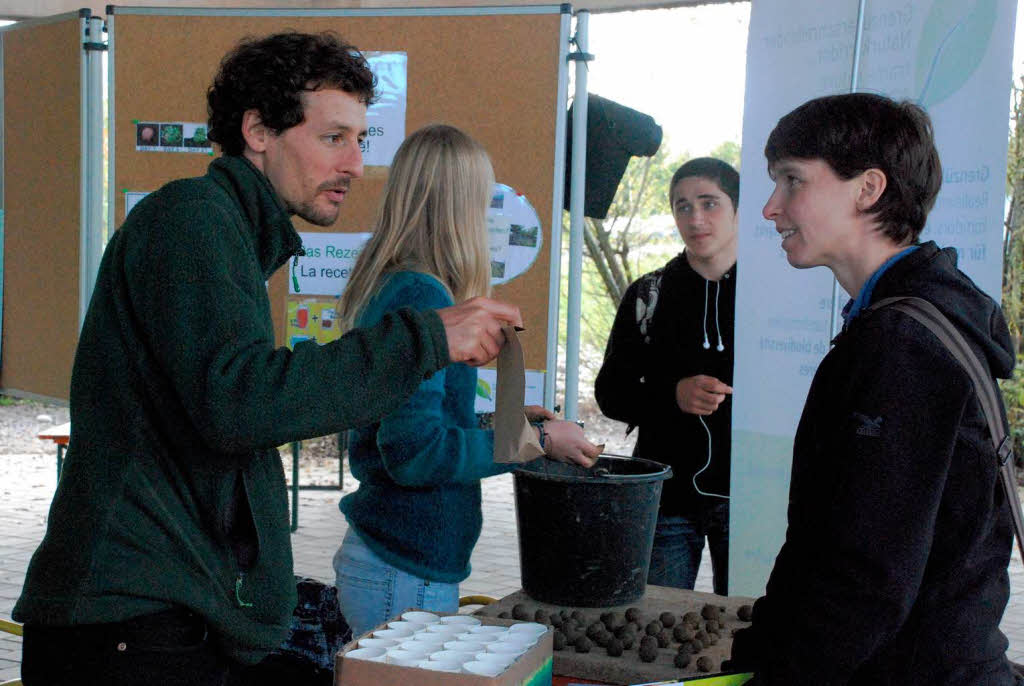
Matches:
[290,178,350,226]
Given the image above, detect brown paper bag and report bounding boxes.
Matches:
[493,326,545,463]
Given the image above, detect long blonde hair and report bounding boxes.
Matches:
[338,124,494,331]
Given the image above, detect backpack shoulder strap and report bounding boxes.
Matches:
[867,295,1024,560]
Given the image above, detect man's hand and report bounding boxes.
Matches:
[675,375,733,415]
[436,297,523,367]
[524,405,555,422]
[542,420,602,468]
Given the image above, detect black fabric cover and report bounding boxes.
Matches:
[564,93,663,219]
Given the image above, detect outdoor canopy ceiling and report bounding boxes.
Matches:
[1,0,740,20]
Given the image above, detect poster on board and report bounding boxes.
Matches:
[363,52,407,167]
[474,367,545,414]
[488,183,543,285]
[136,121,213,154]
[289,232,371,296]
[730,0,1017,596]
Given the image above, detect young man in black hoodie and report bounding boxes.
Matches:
[595,157,738,595]
[729,93,1018,684]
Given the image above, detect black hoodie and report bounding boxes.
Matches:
[731,242,1017,685]
[595,253,736,516]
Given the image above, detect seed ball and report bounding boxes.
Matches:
[705,620,720,634]
[549,614,564,628]
[574,636,592,653]
[621,633,636,650]
[614,623,632,639]
[594,630,612,648]
[682,611,702,628]
[694,630,710,649]
[659,611,677,628]
[563,626,581,643]
[645,620,663,637]
[600,611,614,625]
[603,611,624,631]
[677,642,695,657]
[687,639,704,654]
[513,603,532,620]
[674,651,692,668]
[737,605,753,622]
[696,656,714,672]
[606,637,624,657]
[498,611,511,619]
[700,604,721,621]
[534,609,549,624]
[638,636,659,663]
[571,610,588,624]
[656,628,672,648]
[624,607,641,623]
[553,630,567,651]
[673,624,695,643]
[560,609,571,620]
[586,622,606,640]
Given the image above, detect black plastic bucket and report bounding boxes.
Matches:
[513,454,672,607]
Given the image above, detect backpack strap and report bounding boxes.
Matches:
[867,296,1024,562]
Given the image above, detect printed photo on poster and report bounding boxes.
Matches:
[136,121,213,154]
[286,300,344,349]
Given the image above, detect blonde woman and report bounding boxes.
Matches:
[333,125,601,635]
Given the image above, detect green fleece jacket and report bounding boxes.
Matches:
[13,155,450,664]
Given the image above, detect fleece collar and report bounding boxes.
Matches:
[208,155,303,279]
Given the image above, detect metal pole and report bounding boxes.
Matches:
[545,7,572,412]
[829,0,869,341]
[83,16,105,320]
[564,9,589,421]
[78,12,89,329]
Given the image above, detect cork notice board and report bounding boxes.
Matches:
[1,15,82,401]
[110,7,566,371]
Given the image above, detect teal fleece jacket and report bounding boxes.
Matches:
[340,272,518,582]
[13,156,450,664]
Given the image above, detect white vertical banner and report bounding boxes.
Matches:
[731,0,1017,596]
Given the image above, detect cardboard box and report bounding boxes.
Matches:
[336,613,554,686]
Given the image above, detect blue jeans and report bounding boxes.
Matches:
[646,502,729,596]
[333,528,459,637]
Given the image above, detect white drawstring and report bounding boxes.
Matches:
[702,280,711,349]
[694,274,727,499]
[702,278,726,351]
[714,281,725,351]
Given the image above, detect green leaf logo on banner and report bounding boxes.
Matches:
[916,0,997,108]
[476,377,493,400]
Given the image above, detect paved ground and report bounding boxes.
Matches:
[2,449,1024,681]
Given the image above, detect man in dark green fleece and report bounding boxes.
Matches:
[14,32,521,685]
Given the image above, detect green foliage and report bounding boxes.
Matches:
[999,357,1024,471]
[1004,79,1024,352]
[709,140,742,170]
[0,395,19,406]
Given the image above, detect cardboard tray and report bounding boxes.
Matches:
[473,586,755,685]
[336,613,554,686]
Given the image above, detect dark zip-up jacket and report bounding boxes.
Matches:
[595,253,735,515]
[14,155,450,664]
[731,242,1017,685]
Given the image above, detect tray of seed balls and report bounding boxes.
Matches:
[472,586,755,685]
